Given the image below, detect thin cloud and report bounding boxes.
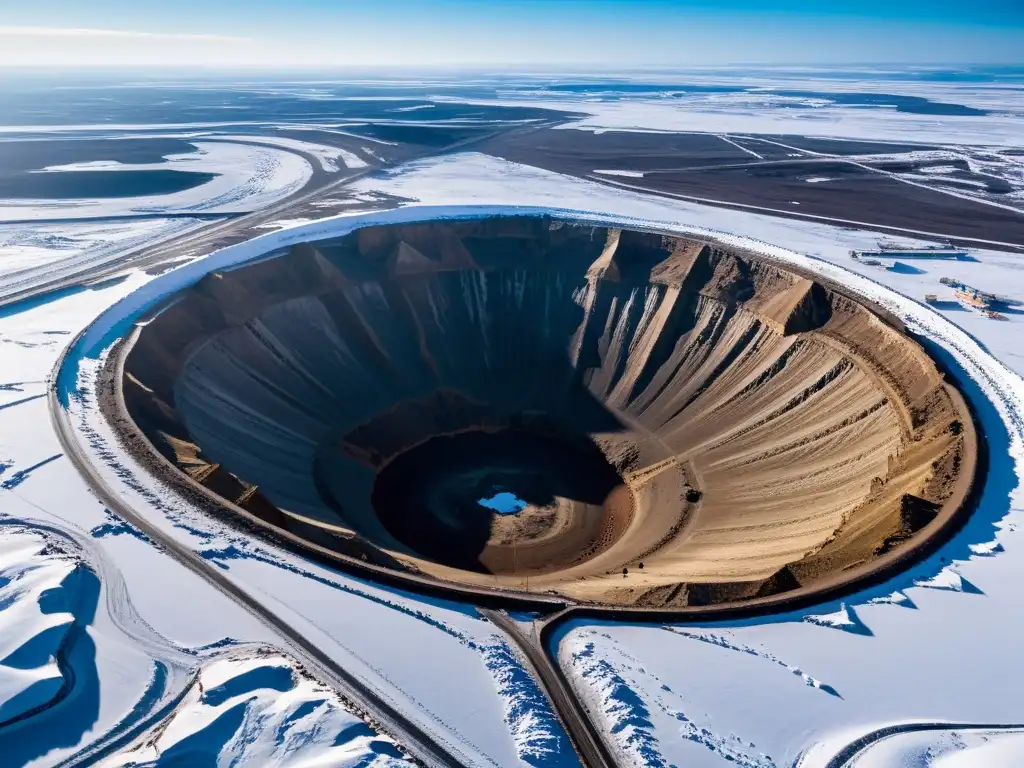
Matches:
[0,26,246,42]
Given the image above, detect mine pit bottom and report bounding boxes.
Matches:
[370,429,628,575]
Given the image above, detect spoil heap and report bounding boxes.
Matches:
[120,217,975,607]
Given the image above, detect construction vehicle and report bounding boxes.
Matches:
[955,287,991,309]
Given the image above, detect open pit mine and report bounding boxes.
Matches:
[109,215,978,609]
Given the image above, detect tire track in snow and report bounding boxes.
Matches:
[562,629,777,767]
[663,627,841,697]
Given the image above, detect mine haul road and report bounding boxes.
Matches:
[46,355,472,768]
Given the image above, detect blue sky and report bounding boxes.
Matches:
[0,0,1021,67]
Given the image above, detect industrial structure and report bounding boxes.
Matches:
[851,240,970,260]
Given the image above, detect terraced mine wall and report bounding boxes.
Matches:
[118,216,977,608]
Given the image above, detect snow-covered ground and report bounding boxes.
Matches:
[0,527,91,725]
[555,98,1024,147]
[2,142,1023,765]
[0,507,276,767]
[0,134,331,304]
[0,527,420,767]
[0,217,212,301]
[229,134,370,171]
[0,219,205,277]
[453,73,1024,146]
[845,728,1024,767]
[101,652,416,767]
[0,140,312,222]
[437,76,1024,209]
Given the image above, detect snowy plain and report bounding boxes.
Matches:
[1,140,312,223]
[437,74,1024,209]
[0,219,205,276]
[0,217,213,301]
[223,134,370,171]
[847,728,1024,767]
[0,135,326,305]
[451,72,1024,146]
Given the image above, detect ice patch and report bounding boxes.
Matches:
[593,169,646,178]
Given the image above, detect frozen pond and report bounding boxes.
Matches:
[477,491,528,515]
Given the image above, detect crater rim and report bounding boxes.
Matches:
[98,211,983,615]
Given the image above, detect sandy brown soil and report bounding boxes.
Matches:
[118,216,976,607]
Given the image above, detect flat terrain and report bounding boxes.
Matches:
[477,129,1024,247]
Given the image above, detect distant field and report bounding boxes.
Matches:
[478,128,1024,247]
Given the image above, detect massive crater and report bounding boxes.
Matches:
[117,216,977,608]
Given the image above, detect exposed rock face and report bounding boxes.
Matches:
[122,217,975,606]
